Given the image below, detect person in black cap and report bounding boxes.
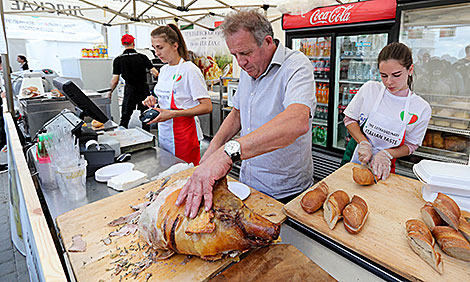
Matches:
[109,34,159,130]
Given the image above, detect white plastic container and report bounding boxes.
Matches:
[413,160,470,197]
[413,160,470,211]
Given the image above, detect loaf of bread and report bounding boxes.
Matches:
[453,111,470,119]
[451,122,468,129]
[300,182,329,214]
[444,136,467,152]
[459,217,470,243]
[437,108,455,117]
[461,210,470,224]
[422,132,432,147]
[352,166,375,186]
[421,202,443,229]
[432,226,470,261]
[343,195,369,234]
[323,190,350,230]
[433,193,461,230]
[405,219,443,274]
[431,132,444,149]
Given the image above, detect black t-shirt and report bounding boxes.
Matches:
[112,49,153,85]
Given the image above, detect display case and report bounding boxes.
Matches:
[333,33,388,150]
[398,2,470,166]
[292,36,332,147]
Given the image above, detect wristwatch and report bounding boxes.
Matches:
[224,140,241,163]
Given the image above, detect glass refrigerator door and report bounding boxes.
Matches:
[293,36,332,147]
[400,3,470,164]
[333,33,388,150]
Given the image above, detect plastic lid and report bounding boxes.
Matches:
[413,160,470,190]
[95,162,134,182]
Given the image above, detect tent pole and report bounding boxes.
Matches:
[0,0,14,113]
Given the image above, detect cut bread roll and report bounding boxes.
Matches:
[323,190,349,230]
[459,217,470,243]
[300,182,329,214]
[343,195,369,234]
[406,230,443,274]
[432,226,470,262]
[461,210,470,224]
[433,193,460,230]
[421,202,444,229]
[406,219,435,247]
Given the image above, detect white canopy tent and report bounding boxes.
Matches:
[0,0,346,110]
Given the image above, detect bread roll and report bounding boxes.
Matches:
[437,108,455,117]
[323,190,350,230]
[433,193,461,230]
[405,219,443,274]
[444,136,467,152]
[453,111,470,119]
[432,226,470,261]
[459,217,470,243]
[422,132,432,147]
[451,122,468,129]
[434,120,451,127]
[461,210,470,224]
[431,132,444,149]
[91,119,104,128]
[300,182,329,214]
[343,195,369,234]
[421,202,443,229]
[352,166,375,186]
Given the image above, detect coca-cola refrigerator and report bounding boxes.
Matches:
[283,0,396,179]
[394,0,470,176]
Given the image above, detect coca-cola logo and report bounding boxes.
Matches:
[309,5,354,25]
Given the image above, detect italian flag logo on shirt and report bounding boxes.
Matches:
[400,111,418,125]
[173,74,182,82]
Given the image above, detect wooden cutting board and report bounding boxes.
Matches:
[209,244,336,282]
[284,162,470,282]
[57,167,286,282]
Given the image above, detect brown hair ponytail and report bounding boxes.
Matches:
[378,42,414,90]
[151,23,189,60]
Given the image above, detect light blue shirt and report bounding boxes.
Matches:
[233,42,316,199]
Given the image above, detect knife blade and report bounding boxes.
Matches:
[362,163,377,184]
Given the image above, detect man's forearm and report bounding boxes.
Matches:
[237,104,310,160]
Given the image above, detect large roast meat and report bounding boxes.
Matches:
[138,177,281,260]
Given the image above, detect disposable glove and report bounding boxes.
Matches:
[370,150,393,180]
[357,141,373,164]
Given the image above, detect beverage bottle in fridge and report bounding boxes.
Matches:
[312,126,318,144]
[325,84,329,104]
[357,62,364,81]
[347,61,355,81]
[324,60,330,79]
[317,59,324,79]
[342,85,349,106]
[315,83,320,104]
[324,107,329,120]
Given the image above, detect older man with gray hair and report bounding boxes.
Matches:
[176,10,316,218]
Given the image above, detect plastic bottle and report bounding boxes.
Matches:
[347,61,355,81]
[342,85,349,106]
[324,60,330,79]
[325,84,329,104]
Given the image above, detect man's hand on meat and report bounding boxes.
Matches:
[176,147,233,218]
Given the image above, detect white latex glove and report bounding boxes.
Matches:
[357,141,373,164]
[370,150,393,180]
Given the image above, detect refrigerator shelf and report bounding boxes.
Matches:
[317,102,328,107]
[315,79,329,83]
[339,80,366,85]
[428,125,470,137]
[312,118,327,126]
[431,114,470,122]
[339,56,377,61]
[308,56,330,60]
[413,148,467,165]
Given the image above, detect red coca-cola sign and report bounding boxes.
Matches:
[283,0,396,30]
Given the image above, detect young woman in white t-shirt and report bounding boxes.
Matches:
[142,24,212,165]
[343,42,431,180]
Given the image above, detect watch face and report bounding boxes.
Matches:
[226,141,240,155]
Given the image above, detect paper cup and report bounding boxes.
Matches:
[55,159,87,201]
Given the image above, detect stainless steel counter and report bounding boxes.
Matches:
[38,146,184,220]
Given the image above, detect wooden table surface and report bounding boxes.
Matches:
[284,162,470,282]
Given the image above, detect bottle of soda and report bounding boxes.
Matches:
[324,60,330,79]
[342,85,349,106]
[317,59,324,79]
